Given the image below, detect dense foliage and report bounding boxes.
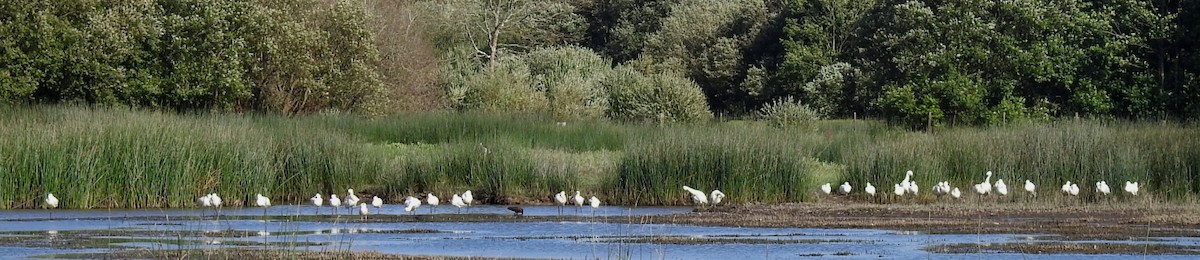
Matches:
[3,0,1199,125]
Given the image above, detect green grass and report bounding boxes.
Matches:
[1,105,1198,209]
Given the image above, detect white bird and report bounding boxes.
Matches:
[682,186,709,205]
[838,182,852,195]
[344,189,360,207]
[329,194,341,207]
[451,194,466,213]
[554,191,568,214]
[372,196,383,208]
[198,194,212,208]
[893,183,905,196]
[255,193,271,207]
[359,203,369,217]
[1069,183,1080,196]
[462,190,474,206]
[403,196,421,214]
[973,171,993,195]
[864,183,876,196]
[901,170,914,188]
[209,193,222,207]
[820,183,832,195]
[311,194,323,207]
[589,196,600,208]
[426,193,439,214]
[1124,181,1140,196]
[932,181,947,197]
[1096,181,1111,195]
[995,179,1008,196]
[1061,181,1073,195]
[710,190,725,205]
[950,187,962,199]
[573,191,585,208]
[1024,180,1036,197]
[45,193,59,209]
[908,181,919,195]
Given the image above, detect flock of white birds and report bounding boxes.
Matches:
[819,170,1142,200]
[37,170,1143,214]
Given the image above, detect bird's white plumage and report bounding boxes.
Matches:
[554,191,568,205]
[573,191,585,207]
[1096,181,1111,195]
[311,194,323,207]
[864,183,876,196]
[329,194,341,207]
[995,179,1008,196]
[372,196,383,208]
[344,189,359,207]
[462,190,474,206]
[1068,183,1080,196]
[45,193,59,208]
[359,203,369,215]
[255,193,271,207]
[1024,180,1036,195]
[427,193,439,206]
[1124,181,1139,196]
[893,183,905,196]
[820,183,832,195]
[589,196,600,208]
[404,196,421,212]
[451,194,466,208]
[950,187,962,199]
[710,190,725,205]
[974,171,993,195]
[838,182,852,195]
[682,186,709,205]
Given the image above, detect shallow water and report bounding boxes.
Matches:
[2,205,1198,259]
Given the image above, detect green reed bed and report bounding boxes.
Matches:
[2,106,1199,208]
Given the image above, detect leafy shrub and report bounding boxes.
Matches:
[604,67,712,123]
[758,97,821,128]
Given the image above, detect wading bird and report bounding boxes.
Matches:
[908,181,919,195]
[1024,180,1036,197]
[838,182,852,195]
[865,183,876,197]
[329,194,341,215]
[973,171,993,196]
[589,196,601,216]
[311,194,323,214]
[573,191,585,213]
[1068,183,1080,196]
[893,183,905,196]
[820,183,832,195]
[554,191,568,215]
[462,190,474,210]
[404,196,421,215]
[344,189,359,208]
[359,203,369,221]
[451,194,466,213]
[1097,181,1111,196]
[372,196,383,208]
[255,193,271,220]
[950,187,962,199]
[710,190,725,205]
[995,179,1008,196]
[507,206,524,216]
[1124,181,1140,196]
[682,186,709,207]
[426,193,440,214]
[45,193,59,218]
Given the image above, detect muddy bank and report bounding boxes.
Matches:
[927,242,1200,255]
[635,202,1200,241]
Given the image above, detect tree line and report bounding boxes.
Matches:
[3,0,1198,126]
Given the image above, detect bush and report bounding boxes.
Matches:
[603,67,713,123]
[758,97,822,128]
[523,46,611,120]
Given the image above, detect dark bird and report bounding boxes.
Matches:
[506,206,524,216]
